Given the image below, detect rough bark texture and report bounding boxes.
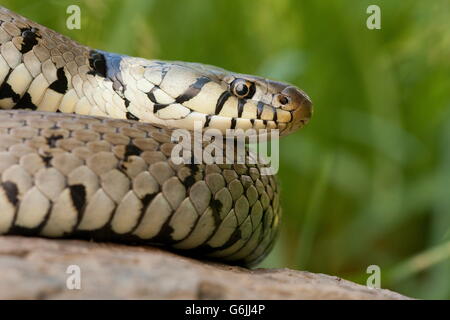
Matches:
[0,236,411,299]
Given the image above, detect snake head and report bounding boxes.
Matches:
[246,77,313,137]
[121,58,312,137]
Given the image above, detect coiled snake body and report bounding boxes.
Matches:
[0,7,312,266]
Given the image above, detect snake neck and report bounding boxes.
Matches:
[4,14,148,117]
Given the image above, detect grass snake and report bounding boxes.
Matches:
[0,6,312,266]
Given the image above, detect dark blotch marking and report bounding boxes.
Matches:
[230,117,237,130]
[94,50,127,98]
[182,163,200,189]
[124,98,130,108]
[204,114,212,128]
[8,203,53,237]
[0,83,20,102]
[127,193,157,234]
[141,194,155,210]
[256,101,264,119]
[247,82,256,99]
[147,89,157,103]
[154,103,168,112]
[124,142,142,160]
[209,199,223,227]
[88,50,107,77]
[183,175,196,189]
[2,181,18,206]
[237,99,246,118]
[250,118,255,126]
[220,228,242,248]
[126,112,139,120]
[215,91,231,115]
[35,204,54,234]
[46,134,63,148]
[20,27,40,54]
[70,184,86,216]
[48,67,68,94]
[199,227,242,254]
[151,217,176,244]
[175,76,210,104]
[0,70,20,102]
[41,154,53,167]
[13,92,37,110]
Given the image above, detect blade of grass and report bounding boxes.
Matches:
[294,153,334,270]
[388,240,450,283]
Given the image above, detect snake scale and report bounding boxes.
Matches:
[0,7,312,266]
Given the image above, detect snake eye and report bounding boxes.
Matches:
[278,95,289,105]
[230,79,254,99]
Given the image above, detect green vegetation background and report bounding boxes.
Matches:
[2,0,449,299]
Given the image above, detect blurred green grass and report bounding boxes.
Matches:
[2,0,450,299]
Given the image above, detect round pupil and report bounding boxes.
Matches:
[235,82,248,96]
[279,96,289,105]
